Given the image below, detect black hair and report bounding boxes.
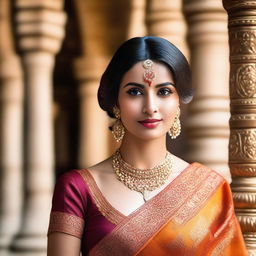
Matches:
[98,36,193,118]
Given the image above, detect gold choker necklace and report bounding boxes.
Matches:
[112,150,173,201]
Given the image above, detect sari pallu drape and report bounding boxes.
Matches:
[89,163,247,256]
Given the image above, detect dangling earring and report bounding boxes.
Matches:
[112,106,125,142]
[168,107,181,139]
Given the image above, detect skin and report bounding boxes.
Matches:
[118,61,179,168]
[47,61,189,256]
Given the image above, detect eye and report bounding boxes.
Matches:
[126,88,143,96]
[158,88,173,96]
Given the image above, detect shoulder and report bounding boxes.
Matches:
[172,154,190,174]
[191,162,231,184]
[190,162,228,186]
[53,170,92,208]
[55,169,89,193]
[85,157,114,182]
[57,169,82,183]
[171,154,228,184]
[86,157,113,174]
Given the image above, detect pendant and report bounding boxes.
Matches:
[143,190,151,201]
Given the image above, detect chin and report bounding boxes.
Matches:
[126,130,167,141]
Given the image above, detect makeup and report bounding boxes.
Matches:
[138,119,162,128]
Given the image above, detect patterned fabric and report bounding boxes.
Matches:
[89,164,247,256]
[48,163,247,256]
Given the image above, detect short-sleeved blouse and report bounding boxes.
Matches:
[48,169,124,255]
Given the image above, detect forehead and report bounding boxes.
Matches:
[121,61,174,85]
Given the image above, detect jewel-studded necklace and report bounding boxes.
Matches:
[112,150,173,201]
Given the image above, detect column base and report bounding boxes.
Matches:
[10,235,46,255]
[0,235,13,249]
[0,248,10,256]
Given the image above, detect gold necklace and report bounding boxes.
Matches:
[112,150,173,201]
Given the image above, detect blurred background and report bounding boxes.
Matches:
[0,0,235,255]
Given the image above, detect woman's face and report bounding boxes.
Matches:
[118,61,180,141]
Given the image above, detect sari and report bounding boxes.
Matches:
[48,163,247,256]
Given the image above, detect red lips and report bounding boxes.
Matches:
[138,119,162,128]
[140,119,161,123]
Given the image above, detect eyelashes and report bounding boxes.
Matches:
[126,88,143,96]
[158,88,173,96]
[126,87,173,97]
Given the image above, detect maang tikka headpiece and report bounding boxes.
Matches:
[143,59,156,86]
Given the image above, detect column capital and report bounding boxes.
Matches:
[146,0,189,59]
[223,0,256,12]
[15,0,66,53]
[184,0,226,13]
[183,0,228,44]
[73,56,108,83]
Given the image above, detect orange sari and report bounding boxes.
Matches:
[89,163,247,256]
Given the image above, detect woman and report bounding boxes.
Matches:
[47,36,247,255]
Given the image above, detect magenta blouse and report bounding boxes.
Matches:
[48,169,124,255]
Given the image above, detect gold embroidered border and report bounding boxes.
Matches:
[173,171,223,225]
[89,163,224,256]
[77,169,125,225]
[48,211,84,239]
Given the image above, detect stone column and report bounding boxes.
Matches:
[183,0,231,182]
[127,0,146,38]
[0,0,23,252]
[74,57,110,167]
[73,0,132,167]
[11,1,66,255]
[223,0,256,253]
[146,0,189,58]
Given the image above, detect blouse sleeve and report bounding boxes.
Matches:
[47,170,87,239]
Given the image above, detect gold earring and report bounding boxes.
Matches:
[168,107,181,139]
[112,106,125,142]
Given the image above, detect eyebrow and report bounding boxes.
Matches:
[123,82,175,88]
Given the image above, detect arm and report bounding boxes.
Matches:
[47,233,81,256]
[47,171,87,255]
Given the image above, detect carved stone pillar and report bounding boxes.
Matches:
[183,0,231,182]
[73,0,132,167]
[74,57,109,167]
[146,0,188,58]
[127,0,146,38]
[0,0,23,252]
[11,1,66,254]
[223,0,256,253]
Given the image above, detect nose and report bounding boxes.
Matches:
[142,93,158,115]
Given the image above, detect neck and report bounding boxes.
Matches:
[119,132,168,169]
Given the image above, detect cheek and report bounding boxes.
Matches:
[160,99,179,117]
[121,104,140,121]
[119,97,141,117]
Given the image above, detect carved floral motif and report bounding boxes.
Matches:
[229,131,240,158]
[230,165,256,176]
[230,31,256,54]
[229,129,256,160]
[230,64,256,98]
